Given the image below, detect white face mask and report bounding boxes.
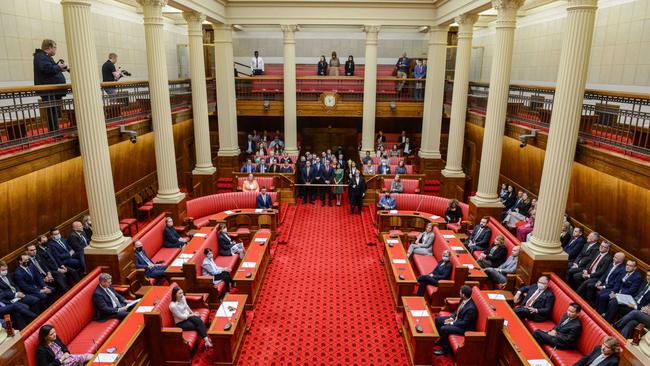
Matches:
[0,270,7,276]
[207,253,213,259]
[441,256,450,262]
[54,234,61,240]
[538,283,546,291]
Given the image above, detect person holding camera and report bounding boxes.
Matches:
[102,53,130,94]
[33,39,67,133]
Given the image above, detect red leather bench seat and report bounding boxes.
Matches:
[382,178,420,194]
[471,217,519,259]
[187,192,279,228]
[412,228,463,302]
[448,287,497,355]
[237,176,275,191]
[133,213,180,266]
[369,156,402,165]
[390,194,469,224]
[190,229,239,298]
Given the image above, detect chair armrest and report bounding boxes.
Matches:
[112,285,134,300]
[444,297,461,312]
[463,331,486,339]
[437,280,455,288]
[185,293,209,308]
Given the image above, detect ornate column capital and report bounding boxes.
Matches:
[566,0,598,11]
[455,13,478,37]
[60,0,92,7]
[492,0,524,27]
[183,11,205,36]
[281,24,299,43]
[136,0,167,6]
[212,22,233,44]
[137,0,166,24]
[363,25,381,44]
[428,25,448,46]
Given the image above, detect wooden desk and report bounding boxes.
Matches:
[164,226,214,277]
[382,234,417,309]
[0,330,29,366]
[208,294,248,366]
[90,286,170,365]
[208,208,278,239]
[233,231,271,307]
[438,229,488,283]
[481,290,553,366]
[377,210,446,238]
[401,297,438,366]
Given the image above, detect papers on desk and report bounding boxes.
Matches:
[193,233,207,238]
[503,319,509,326]
[216,301,239,318]
[179,253,194,259]
[451,246,465,251]
[224,210,235,215]
[430,215,441,220]
[488,293,507,300]
[386,239,399,244]
[135,306,154,313]
[616,293,637,307]
[95,353,119,363]
[171,258,189,267]
[242,261,256,268]
[443,234,456,239]
[528,360,552,366]
[410,310,428,317]
[389,210,398,214]
[125,298,141,310]
[255,238,268,243]
[392,259,407,264]
[464,264,475,270]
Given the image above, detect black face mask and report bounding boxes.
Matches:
[136,247,143,252]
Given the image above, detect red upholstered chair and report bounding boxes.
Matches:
[470,217,520,290]
[132,213,180,267]
[236,176,275,191]
[234,215,252,242]
[382,177,421,194]
[119,218,138,236]
[134,193,154,220]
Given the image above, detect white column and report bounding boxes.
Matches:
[213,23,240,156]
[61,0,128,249]
[282,24,299,155]
[418,26,449,159]
[471,0,524,207]
[183,11,215,175]
[524,0,598,257]
[361,25,380,152]
[138,0,184,204]
[441,14,478,177]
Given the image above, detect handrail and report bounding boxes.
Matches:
[234,61,251,70]
[0,78,192,94]
[467,81,650,101]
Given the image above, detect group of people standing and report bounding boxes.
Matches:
[317,52,355,76]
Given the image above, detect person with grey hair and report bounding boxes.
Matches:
[92,273,133,321]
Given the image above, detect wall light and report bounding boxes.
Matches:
[389,101,397,112]
[263,100,270,111]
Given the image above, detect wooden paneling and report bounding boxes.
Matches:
[237,100,284,117]
[297,101,363,117]
[376,102,423,118]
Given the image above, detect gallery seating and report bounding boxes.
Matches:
[236,176,276,191]
[381,177,421,194]
[373,164,414,174]
[186,192,279,228]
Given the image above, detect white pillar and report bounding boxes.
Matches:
[138,0,184,204]
[418,26,449,159]
[441,14,478,177]
[61,0,128,249]
[183,11,215,175]
[524,0,598,257]
[471,0,524,207]
[282,24,299,155]
[361,25,380,152]
[213,23,240,157]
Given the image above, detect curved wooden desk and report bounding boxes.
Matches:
[208,208,278,239]
[377,210,447,239]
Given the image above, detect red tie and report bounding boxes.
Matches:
[525,289,542,307]
[588,254,603,274]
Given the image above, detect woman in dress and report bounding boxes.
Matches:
[169,287,212,348]
[36,325,93,366]
[242,173,260,192]
[317,55,327,76]
[328,51,340,76]
[333,162,345,206]
[517,211,535,242]
[344,55,355,76]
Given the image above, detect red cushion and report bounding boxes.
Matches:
[447,223,461,232]
[449,335,465,353]
[152,247,181,265]
[214,255,239,271]
[133,214,167,258]
[546,347,584,366]
[187,192,278,228]
[412,254,437,276]
[236,228,251,234]
[67,319,120,354]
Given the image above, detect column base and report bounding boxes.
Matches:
[284,148,299,155]
[518,243,568,284]
[468,197,504,224]
[215,154,241,179]
[440,174,466,201]
[218,148,241,156]
[85,237,133,284]
[622,338,650,364]
[153,195,187,223]
[192,168,218,196]
[417,155,444,180]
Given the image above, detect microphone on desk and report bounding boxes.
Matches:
[414,196,424,215]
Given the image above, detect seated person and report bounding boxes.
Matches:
[169,287,213,348]
[363,162,375,175]
[600,260,643,322]
[476,234,507,268]
[394,160,407,175]
[26,243,68,294]
[47,227,82,272]
[362,151,373,165]
[242,173,260,192]
[240,158,255,173]
[93,273,135,321]
[416,250,452,296]
[532,303,582,349]
[562,227,586,262]
[568,241,612,290]
[268,158,281,173]
[36,235,80,285]
[615,304,650,339]
[444,199,462,225]
[14,253,54,308]
[515,211,535,242]
[268,136,284,151]
[256,157,269,173]
[256,186,273,209]
[513,275,554,322]
[612,271,650,336]
[0,298,37,330]
[134,240,167,283]
[36,325,93,366]
[406,223,435,258]
[163,217,187,249]
[280,161,293,173]
[0,260,42,314]
[201,248,234,293]
[377,192,396,210]
[390,175,404,193]
[217,224,246,259]
[484,246,520,287]
[402,138,414,155]
[576,251,625,303]
[574,336,620,366]
[464,217,491,253]
[434,285,477,356]
[389,144,401,157]
[377,161,391,175]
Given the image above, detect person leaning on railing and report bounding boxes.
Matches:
[33,39,67,133]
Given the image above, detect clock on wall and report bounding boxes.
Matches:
[320,92,338,109]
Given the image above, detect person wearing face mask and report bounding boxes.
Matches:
[13,253,54,309]
[163,217,188,249]
[513,276,555,322]
[25,243,68,294]
[465,217,492,253]
[36,235,80,285]
[574,336,620,366]
[416,250,452,296]
[133,240,167,284]
[47,227,82,273]
[169,287,213,348]
[36,324,93,366]
[0,260,43,314]
[377,192,396,210]
[407,223,435,258]
[201,248,234,293]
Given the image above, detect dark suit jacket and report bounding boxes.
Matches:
[574,346,619,366]
[321,166,334,182]
[163,226,183,248]
[467,225,492,250]
[518,285,555,320]
[503,193,517,210]
[618,271,644,295]
[583,253,612,279]
[36,245,61,272]
[633,282,650,307]
[312,163,323,181]
[134,249,154,270]
[268,164,281,173]
[93,285,127,321]
[484,245,507,268]
[218,232,237,256]
[301,166,315,183]
[36,338,69,366]
[255,164,268,173]
[574,242,599,268]
[0,275,20,302]
[256,193,273,209]
[14,264,47,295]
[427,260,452,283]
[378,165,391,174]
[453,299,478,331]
[563,236,586,262]
[597,263,626,291]
[348,176,366,199]
[511,200,531,215]
[67,231,89,253]
[552,315,582,348]
[48,238,75,265]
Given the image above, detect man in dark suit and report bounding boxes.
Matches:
[532,303,582,349]
[280,161,293,173]
[0,260,43,313]
[514,276,555,322]
[502,190,523,216]
[612,271,650,335]
[0,298,37,330]
[14,253,54,309]
[600,260,644,322]
[562,227,586,262]
[434,285,477,356]
[256,158,268,173]
[256,186,273,209]
[567,232,600,273]
[240,158,255,173]
[465,217,492,253]
[377,162,391,175]
[416,250,453,296]
[25,243,69,294]
[68,221,89,273]
[348,170,366,215]
[301,161,316,204]
[244,134,255,154]
[576,251,625,303]
[134,240,167,284]
[217,224,245,258]
[568,240,612,290]
[47,228,82,272]
[163,217,187,248]
[268,159,281,173]
[36,235,79,284]
[320,161,334,207]
[574,336,621,366]
[93,273,132,321]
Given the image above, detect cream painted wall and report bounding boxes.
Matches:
[469,0,650,92]
[0,0,187,86]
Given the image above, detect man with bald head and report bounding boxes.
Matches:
[577,252,625,303]
[68,221,90,274]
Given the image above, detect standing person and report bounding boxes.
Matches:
[33,39,67,133]
[395,52,410,93]
[321,161,334,207]
[344,55,355,76]
[413,59,426,100]
[333,162,345,206]
[317,55,328,76]
[348,170,366,214]
[101,53,121,82]
[328,51,340,76]
[169,287,213,348]
[250,50,264,75]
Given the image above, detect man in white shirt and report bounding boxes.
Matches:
[251,51,264,75]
